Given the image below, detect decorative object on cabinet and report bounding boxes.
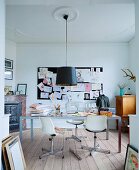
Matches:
[37,67,103,100]
[8,91,14,95]
[17,84,27,95]
[15,91,20,95]
[4,86,12,95]
[118,83,127,96]
[5,69,13,80]
[116,95,136,132]
[124,144,138,170]
[5,58,13,69]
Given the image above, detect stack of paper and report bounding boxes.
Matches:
[29,104,53,116]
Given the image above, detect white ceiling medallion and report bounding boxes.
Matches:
[53,6,79,22]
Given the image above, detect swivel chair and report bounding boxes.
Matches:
[66,119,85,142]
[81,115,110,156]
[39,117,64,159]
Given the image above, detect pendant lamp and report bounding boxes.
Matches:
[56,15,77,86]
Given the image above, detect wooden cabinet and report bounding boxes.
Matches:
[116,95,136,131]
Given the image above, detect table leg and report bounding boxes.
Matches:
[31,119,34,142]
[118,118,121,153]
[19,117,23,142]
[106,119,109,140]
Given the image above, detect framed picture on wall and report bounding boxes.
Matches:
[5,69,13,80]
[5,58,13,69]
[17,84,27,95]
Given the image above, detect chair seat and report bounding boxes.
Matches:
[67,120,84,125]
[85,128,106,133]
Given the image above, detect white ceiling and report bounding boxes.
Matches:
[6,0,135,43]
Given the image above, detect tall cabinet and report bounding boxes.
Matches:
[116,95,136,131]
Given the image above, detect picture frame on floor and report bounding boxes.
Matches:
[2,136,13,170]
[124,144,138,170]
[5,136,26,170]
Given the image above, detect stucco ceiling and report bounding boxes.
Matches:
[6,0,135,43]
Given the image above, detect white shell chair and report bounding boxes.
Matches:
[39,117,64,159]
[66,119,86,142]
[81,115,110,156]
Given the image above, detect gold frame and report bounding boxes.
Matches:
[5,136,26,170]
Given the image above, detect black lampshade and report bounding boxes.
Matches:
[56,67,77,86]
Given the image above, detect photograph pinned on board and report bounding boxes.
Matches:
[40,92,49,99]
[43,86,52,93]
[84,93,90,100]
[37,82,44,91]
[43,77,52,85]
[90,91,100,99]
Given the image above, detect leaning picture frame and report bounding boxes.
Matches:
[2,136,13,170]
[124,144,138,170]
[17,84,27,95]
[5,136,26,170]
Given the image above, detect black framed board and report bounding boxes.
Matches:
[37,67,103,100]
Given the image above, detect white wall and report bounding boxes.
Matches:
[128,0,139,150]
[16,43,129,106]
[128,38,136,94]
[16,43,129,128]
[5,39,17,91]
[0,0,5,169]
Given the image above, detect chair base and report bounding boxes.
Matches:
[81,145,110,155]
[39,146,64,159]
[66,135,87,142]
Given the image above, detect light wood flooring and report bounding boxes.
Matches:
[12,129,128,170]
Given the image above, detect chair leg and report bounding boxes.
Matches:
[39,137,64,159]
[81,132,110,155]
[66,125,87,142]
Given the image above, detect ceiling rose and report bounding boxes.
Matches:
[53,6,79,22]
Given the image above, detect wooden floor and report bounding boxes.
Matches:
[12,129,128,170]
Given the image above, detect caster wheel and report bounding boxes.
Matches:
[39,156,41,159]
[49,138,52,141]
[62,155,64,159]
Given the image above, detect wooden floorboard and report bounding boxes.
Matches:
[11,129,128,170]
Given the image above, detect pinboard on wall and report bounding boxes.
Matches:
[37,67,103,101]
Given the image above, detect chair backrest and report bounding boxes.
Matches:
[40,117,56,135]
[85,115,107,132]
